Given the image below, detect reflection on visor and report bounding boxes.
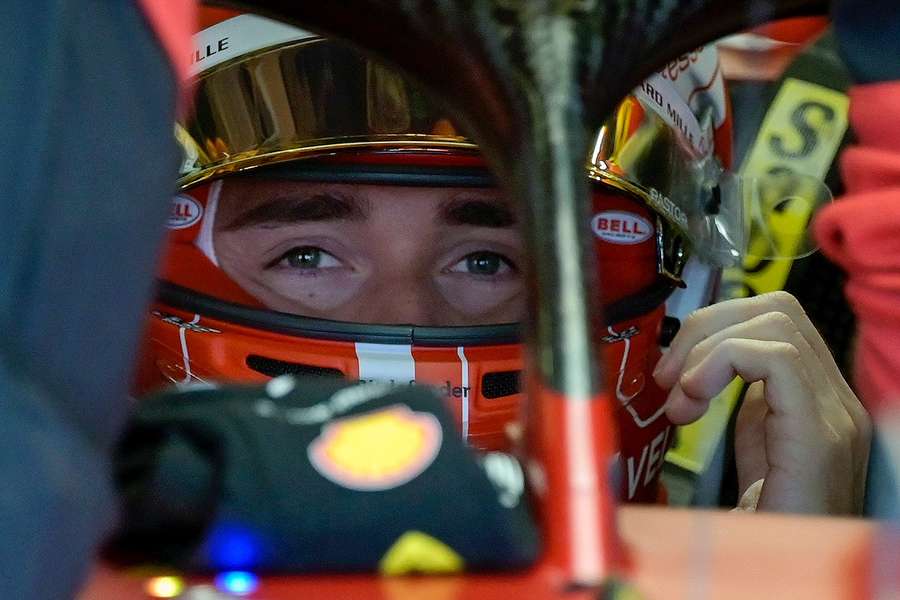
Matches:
[179,38,473,187]
[697,170,833,266]
[589,97,832,268]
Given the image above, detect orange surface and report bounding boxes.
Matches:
[80,506,878,599]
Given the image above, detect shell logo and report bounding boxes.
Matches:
[308,405,443,491]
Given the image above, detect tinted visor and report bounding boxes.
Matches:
[588,96,832,266]
[179,37,473,187]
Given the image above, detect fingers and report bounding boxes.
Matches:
[670,310,830,398]
[734,381,769,493]
[732,478,765,512]
[654,291,870,448]
[659,308,830,424]
[654,291,843,391]
[664,338,818,424]
[651,291,871,515]
[673,341,851,513]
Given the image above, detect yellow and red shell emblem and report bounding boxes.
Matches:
[308,405,443,491]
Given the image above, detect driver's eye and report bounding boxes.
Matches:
[287,247,322,269]
[467,252,502,275]
[271,246,341,270]
[450,251,515,276]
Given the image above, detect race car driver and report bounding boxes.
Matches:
[136,12,870,515]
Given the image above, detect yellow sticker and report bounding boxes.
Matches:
[308,405,442,490]
[666,78,849,475]
[379,531,465,576]
[744,78,850,177]
[728,78,849,299]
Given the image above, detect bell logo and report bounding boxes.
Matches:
[308,405,442,491]
[167,194,203,230]
[591,210,653,245]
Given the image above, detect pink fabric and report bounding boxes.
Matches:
[137,0,196,84]
[815,82,900,414]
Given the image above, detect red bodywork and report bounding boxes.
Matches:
[82,507,880,599]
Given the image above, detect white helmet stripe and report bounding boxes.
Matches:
[354,342,416,385]
[190,14,317,78]
[457,346,470,441]
[194,179,221,266]
[634,72,712,156]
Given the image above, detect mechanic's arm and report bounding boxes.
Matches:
[653,291,871,515]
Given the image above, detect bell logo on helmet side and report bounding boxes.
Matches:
[167,194,203,229]
[591,211,653,245]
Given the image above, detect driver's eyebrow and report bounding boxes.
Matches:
[439,196,516,228]
[222,191,369,230]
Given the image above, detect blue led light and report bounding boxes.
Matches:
[205,523,263,570]
[215,571,259,596]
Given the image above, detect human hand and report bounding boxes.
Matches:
[653,291,871,515]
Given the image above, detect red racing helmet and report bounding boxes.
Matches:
[135,12,738,503]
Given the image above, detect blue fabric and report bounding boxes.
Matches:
[0,354,114,599]
[833,0,900,83]
[0,1,178,597]
[864,429,900,520]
